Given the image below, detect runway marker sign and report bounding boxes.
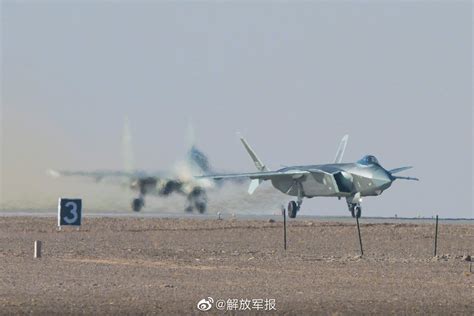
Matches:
[58,198,82,227]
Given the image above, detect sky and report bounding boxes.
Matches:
[1,1,472,218]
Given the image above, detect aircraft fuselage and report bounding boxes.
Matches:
[271,162,393,198]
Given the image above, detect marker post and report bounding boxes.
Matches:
[282,206,287,250]
[34,240,42,258]
[356,216,363,256]
[434,215,439,257]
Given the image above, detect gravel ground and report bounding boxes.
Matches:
[0,216,472,315]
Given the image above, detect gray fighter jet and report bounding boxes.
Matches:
[47,120,240,213]
[199,135,418,218]
[48,145,212,213]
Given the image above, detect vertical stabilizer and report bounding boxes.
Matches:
[334,135,349,163]
[240,137,269,172]
[239,137,269,194]
[122,116,134,173]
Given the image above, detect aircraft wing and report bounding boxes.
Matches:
[197,170,310,181]
[199,169,340,196]
[47,169,167,181]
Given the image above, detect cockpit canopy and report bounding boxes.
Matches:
[357,155,379,165]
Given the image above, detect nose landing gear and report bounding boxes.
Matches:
[346,193,363,218]
[347,202,362,218]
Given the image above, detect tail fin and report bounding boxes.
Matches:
[239,137,269,194]
[187,146,211,174]
[184,121,213,175]
[334,135,349,163]
[122,116,135,173]
[240,137,269,172]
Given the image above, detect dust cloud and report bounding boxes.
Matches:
[1,108,288,214]
[0,108,135,212]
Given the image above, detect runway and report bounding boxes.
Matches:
[0,215,472,314]
[0,209,472,224]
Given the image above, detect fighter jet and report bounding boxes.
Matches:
[47,120,233,213]
[198,135,418,218]
[48,145,214,213]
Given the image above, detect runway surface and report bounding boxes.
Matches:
[0,215,472,314]
[0,209,472,224]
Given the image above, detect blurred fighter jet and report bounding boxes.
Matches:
[199,135,418,218]
[48,120,229,213]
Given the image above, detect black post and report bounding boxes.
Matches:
[434,215,439,257]
[283,207,287,250]
[356,216,363,256]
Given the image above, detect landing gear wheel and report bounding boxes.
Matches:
[195,202,207,214]
[132,198,144,212]
[288,201,298,218]
[355,205,362,218]
[187,186,208,214]
[350,206,355,218]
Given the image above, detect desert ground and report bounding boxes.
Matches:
[0,215,472,315]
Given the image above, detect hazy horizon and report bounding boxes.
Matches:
[1,1,472,218]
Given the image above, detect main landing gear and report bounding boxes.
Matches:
[185,187,208,214]
[132,196,145,212]
[130,177,157,212]
[287,181,304,218]
[287,200,302,218]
